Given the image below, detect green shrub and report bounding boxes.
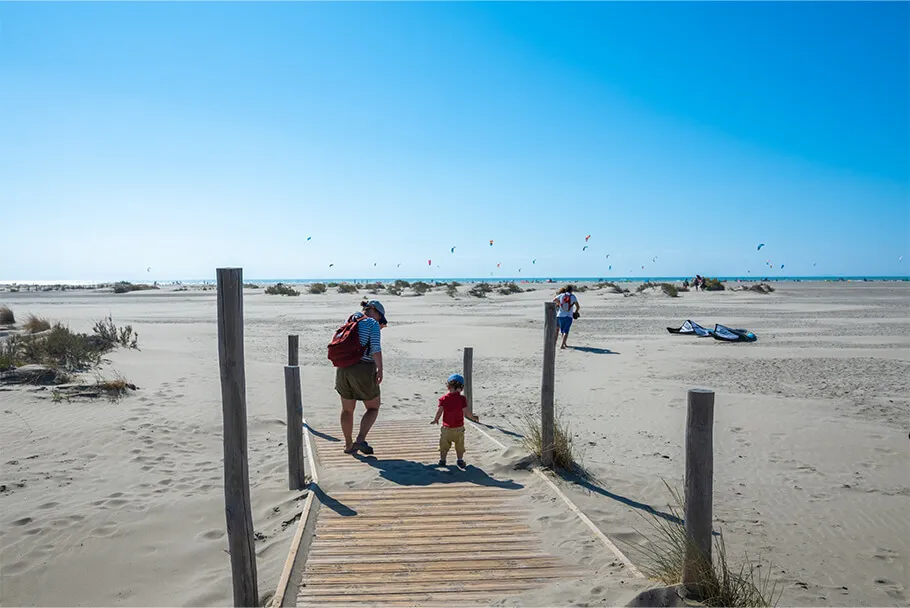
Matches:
[703,277,725,291]
[661,283,679,297]
[518,407,589,477]
[337,283,359,294]
[243,283,260,289]
[412,281,432,295]
[264,283,300,296]
[112,282,158,294]
[364,282,384,294]
[93,315,139,349]
[468,283,494,298]
[307,283,327,295]
[327,282,339,288]
[386,285,403,296]
[0,306,13,325]
[497,282,523,295]
[446,283,458,298]
[393,280,410,289]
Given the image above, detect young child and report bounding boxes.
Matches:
[431,373,478,469]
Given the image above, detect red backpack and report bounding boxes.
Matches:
[327,314,370,368]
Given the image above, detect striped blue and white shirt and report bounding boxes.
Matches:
[351,312,382,362]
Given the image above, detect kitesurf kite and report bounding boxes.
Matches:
[450,247,456,254]
[329,264,334,268]
[780,264,785,269]
[147,267,151,272]
[307,236,312,241]
[532,259,536,264]
[489,240,494,247]
[652,256,657,263]
[582,246,588,251]
[496,263,501,268]
[585,235,591,242]
[605,254,610,259]
[757,243,765,251]
[608,265,612,270]
[397,264,401,268]
[428,259,432,266]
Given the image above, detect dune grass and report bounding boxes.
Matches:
[307,283,327,294]
[468,283,494,298]
[628,482,780,607]
[411,281,432,295]
[498,282,523,295]
[337,283,359,294]
[112,281,159,294]
[23,314,52,333]
[446,282,458,298]
[518,406,590,477]
[0,305,15,325]
[703,277,726,291]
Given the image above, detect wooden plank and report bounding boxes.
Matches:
[284,366,305,490]
[303,566,578,585]
[307,542,539,556]
[310,535,537,548]
[306,551,554,566]
[320,507,529,519]
[684,387,715,597]
[541,301,557,467]
[297,589,521,604]
[299,579,553,595]
[326,487,512,498]
[314,526,530,540]
[317,514,522,527]
[304,556,562,572]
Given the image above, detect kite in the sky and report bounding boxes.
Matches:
[605,254,610,259]
[532,259,536,264]
[451,247,456,253]
[652,256,657,263]
[329,264,334,268]
[757,243,765,250]
[780,264,785,269]
[147,267,151,272]
[585,235,591,242]
[641,265,645,270]
[608,265,612,270]
[306,237,312,241]
[813,262,817,267]
[489,240,494,247]
[496,263,501,268]
[373,263,377,266]
[428,259,432,266]
[582,246,588,251]
[397,264,401,268]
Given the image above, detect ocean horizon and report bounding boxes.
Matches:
[2,275,908,287]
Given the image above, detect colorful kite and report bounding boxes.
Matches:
[585,235,591,242]
[428,259,432,266]
[489,240,494,247]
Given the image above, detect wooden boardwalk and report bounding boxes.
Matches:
[296,420,587,606]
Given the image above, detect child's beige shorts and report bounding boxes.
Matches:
[439,426,465,455]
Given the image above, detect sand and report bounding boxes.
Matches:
[1,280,907,606]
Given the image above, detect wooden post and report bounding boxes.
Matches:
[683,388,715,597]
[541,301,557,468]
[287,334,298,366]
[463,347,473,415]
[216,268,259,607]
[284,365,305,490]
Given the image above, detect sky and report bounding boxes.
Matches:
[1,2,908,281]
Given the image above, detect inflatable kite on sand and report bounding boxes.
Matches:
[668,320,757,342]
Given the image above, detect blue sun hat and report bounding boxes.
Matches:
[447,374,465,385]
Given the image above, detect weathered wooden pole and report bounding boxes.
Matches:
[541,301,557,467]
[287,334,299,366]
[216,268,259,606]
[463,347,474,415]
[683,388,715,596]
[284,365,305,490]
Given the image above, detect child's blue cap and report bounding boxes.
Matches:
[447,374,465,385]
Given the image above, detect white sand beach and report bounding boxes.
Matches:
[1,280,908,606]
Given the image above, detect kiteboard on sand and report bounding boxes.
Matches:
[667,321,757,342]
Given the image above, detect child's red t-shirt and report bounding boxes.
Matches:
[438,392,467,428]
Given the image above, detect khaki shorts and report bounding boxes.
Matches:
[335,361,380,402]
[439,426,465,456]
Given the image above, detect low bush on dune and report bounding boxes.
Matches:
[112,281,158,294]
[636,282,679,297]
[626,482,780,607]
[24,314,52,333]
[467,283,494,298]
[364,282,384,294]
[411,281,432,295]
[703,277,725,291]
[0,305,14,325]
[1,317,140,378]
[337,283,359,294]
[265,283,301,296]
[446,282,458,298]
[327,282,340,288]
[386,285,403,296]
[497,282,523,295]
[307,283,327,295]
[597,282,628,294]
[678,284,690,292]
[393,280,411,289]
[243,283,260,289]
[748,283,775,294]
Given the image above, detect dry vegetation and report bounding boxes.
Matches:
[337,283,359,294]
[265,282,301,296]
[112,281,159,294]
[23,314,52,334]
[0,305,15,325]
[636,282,680,297]
[497,282,524,295]
[703,277,726,291]
[518,407,590,478]
[468,283,494,298]
[627,483,780,607]
[308,283,327,294]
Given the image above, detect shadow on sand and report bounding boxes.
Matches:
[353,454,524,491]
[474,420,525,440]
[304,423,340,443]
[568,346,620,355]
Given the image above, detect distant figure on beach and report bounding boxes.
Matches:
[431,373,478,469]
[553,285,580,349]
[694,275,703,291]
[328,300,387,454]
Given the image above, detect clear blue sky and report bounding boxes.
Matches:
[1,2,907,281]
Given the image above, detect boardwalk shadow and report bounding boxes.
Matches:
[354,455,523,491]
[473,420,524,440]
[305,424,340,443]
[568,346,619,355]
[557,470,683,526]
